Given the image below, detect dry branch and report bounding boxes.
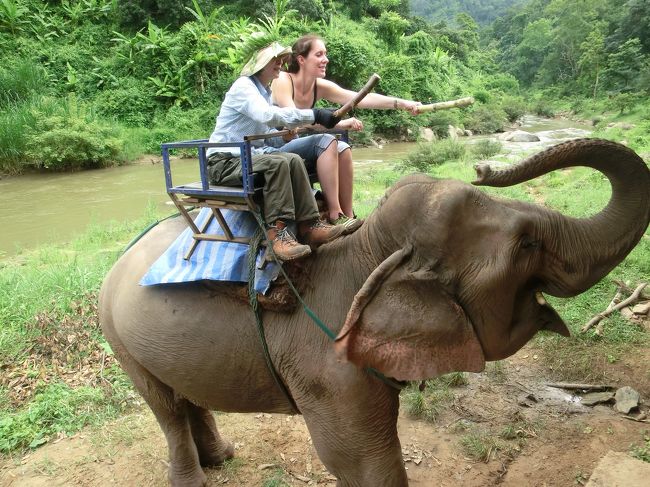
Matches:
[333,73,381,118]
[415,96,475,113]
[581,282,647,333]
[582,286,623,333]
[545,382,614,391]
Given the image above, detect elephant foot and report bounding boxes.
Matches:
[168,464,208,487]
[196,439,234,467]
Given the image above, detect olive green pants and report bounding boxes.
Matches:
[207,151,320,225]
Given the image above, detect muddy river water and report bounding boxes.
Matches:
[0,116,591,257]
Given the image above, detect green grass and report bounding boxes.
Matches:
[0,381,130,452]
[631,431,650,463]
[0,207,166,454]
[460,430,505,462]
[401,373,467,422]
[262,469,291,487]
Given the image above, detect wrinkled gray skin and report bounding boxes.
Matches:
[100,139,649,486]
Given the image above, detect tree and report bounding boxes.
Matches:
[513,18,551,85]
[578,26,606,98]
[603,37,644,92]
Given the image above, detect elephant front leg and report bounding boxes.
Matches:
[300,387,408,487]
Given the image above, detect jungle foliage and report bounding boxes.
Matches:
[0,0,649,173]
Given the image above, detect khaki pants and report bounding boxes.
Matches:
[207,151,320,225]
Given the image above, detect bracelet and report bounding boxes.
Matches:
[393,98,399,109]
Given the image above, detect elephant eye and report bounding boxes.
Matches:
[521,235,541,250]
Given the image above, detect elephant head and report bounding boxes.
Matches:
[335,138,650,381]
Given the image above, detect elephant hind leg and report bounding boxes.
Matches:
[187,403,234,467]
[106,335,207,486]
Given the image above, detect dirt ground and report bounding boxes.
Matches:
[1,345,649,487]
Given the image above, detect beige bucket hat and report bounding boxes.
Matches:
[241,41,292,77]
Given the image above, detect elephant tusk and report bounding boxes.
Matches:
[536,292,548,306]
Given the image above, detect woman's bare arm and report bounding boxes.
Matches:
[317,78,421,114]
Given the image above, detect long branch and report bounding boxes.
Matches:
[333,73,381,118]
[582,282,648,332]
[416,97,475,113]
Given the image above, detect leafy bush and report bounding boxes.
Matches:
[94,77,159,126]
[427,111,460,138]
[324,35,374,89]
[470,139,502,159]
[464,105,508,134]
[532,100,555,118]
[25,115,122,170]
[135,126,181,154]
[397,139,466,172]
[500,95,527,123]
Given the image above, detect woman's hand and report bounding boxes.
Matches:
[337,117,364,131]
[399,100,422,115]
[282,128,298,142]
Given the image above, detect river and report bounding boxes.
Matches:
[0,116,591,258]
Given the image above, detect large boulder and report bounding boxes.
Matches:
[419,127,436,142]
[500,130,540,142]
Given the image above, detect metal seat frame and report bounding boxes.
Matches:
[161,130,349,260]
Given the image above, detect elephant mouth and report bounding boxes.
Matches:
[471,288,571,362]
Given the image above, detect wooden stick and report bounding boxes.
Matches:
[545,382,614,391]
[613,279,650,299]
[582,282,648,332]
[416,96,475,113]
[333,73,381,118]
[582,286,623,332]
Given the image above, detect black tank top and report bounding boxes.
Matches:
[289,75,318,108]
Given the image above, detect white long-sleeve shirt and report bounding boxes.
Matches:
[207,75,315,157]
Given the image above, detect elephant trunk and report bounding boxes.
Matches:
[473,138,650,297]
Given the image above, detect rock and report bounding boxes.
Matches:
[614,386,640,413]
[448,125,458,139]
[500,130,540,142]
[606,122,636,130]
[620,307,635,320]
[518,393,538,407]
[585,450,650,487]
[581,392,615,406]
[464,130,473,136]
[632,301,650,315]
[419,127,436,142]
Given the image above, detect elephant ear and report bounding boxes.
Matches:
[334,246,485,381]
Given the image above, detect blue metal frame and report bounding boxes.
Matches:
[161,139,255,199]
[161,129,349,199]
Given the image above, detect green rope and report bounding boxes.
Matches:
[249,210,406,391]
[247,225,301,414]
[122,212,182,254]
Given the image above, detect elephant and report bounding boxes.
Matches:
[99,138,649,486]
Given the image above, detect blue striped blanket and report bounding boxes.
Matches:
[140,208,280,294]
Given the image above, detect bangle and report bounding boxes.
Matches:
[393,98,399,109]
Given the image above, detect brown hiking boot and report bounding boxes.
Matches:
[298,219,347,247]
[267,221,312,261]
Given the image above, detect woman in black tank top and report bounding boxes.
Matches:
[271,35,422,225]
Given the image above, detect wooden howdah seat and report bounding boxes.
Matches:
[161,130,349,260]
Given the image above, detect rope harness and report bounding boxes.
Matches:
[248,210,406,413]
